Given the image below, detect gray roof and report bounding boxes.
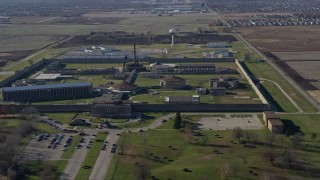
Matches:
[2,82,92,92]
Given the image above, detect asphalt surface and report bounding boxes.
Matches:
[60,129,96,180]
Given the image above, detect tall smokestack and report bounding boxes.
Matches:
[133,40,137,63]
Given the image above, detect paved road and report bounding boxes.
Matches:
[37,17,59,24]
[88,114,174,180]
[60,129,96,180]
[60,145,89,180]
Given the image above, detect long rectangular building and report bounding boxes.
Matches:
[1,82,92,102]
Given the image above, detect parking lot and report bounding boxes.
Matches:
[20,133,75,161]
[198,114,264,130]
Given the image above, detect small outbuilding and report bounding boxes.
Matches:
[268,118,284,134]
[263,111,284,134]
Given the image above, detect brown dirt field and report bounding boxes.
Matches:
[286,61,320,89]
[271,51,320,60]
[308,90,320,103]
[236,26,320,52]
[55,17,127,25]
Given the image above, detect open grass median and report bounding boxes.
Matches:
[75,132,108,180]
[62,135,81,159]
[261,81,298,112]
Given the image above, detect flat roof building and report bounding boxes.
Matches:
[209,77,239,89]
[179,64,216,74]
[1,82,92,102]
[160,75,186,89]
[165,95,200,104]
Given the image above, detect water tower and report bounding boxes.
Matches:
[169,28,176,46]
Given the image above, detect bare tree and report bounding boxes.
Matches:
[220,162,232,180]
[262,150,277,165]
[244,130,253,143]
[243,53,252,61]
[118,138,126,155]
[311,133,317,141]
[201,135,208,145]
[252,132,258,145]
[266,133,276,148]
[279,149,294,168]
[0,120,7,131]
[41,164,54,180]
[183,122,194,144]
[261,171,277,180]
[291,133,303,149]
[242,157,248,166]
[20,106,39,121]
[232,127,243,144]
[134,161,151,180]
[231,162,239,177]
[9,106,17,118]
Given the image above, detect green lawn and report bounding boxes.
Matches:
[46,113,76,124]
[279,114,320,137]
[245,61,317,112]
[63,75,123,87]
[32,97,94,105]
[65,63,124,69]
[131,89,261,104]
[261,81,298,112]
[115,112,168,129]
[75,132,108,180]
[107,113,320,180]
[23,160,68,180]
[6,48,70,71]
[2,119,58,133]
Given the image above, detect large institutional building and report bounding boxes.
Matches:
[1,82,92,102]
[160,75,186,89]
[91,93,132,118]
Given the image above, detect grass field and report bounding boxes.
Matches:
[133,73,260,104]
[106,113,320,180]
[261,81,298,112]
[65,63,124,69]
[3,119,58,134]
[0,35,65,52]
[245,61,317,112]
[0,14,217,36]
[4,48,70,71]
[131,89,261,104]
[115,112,167,129]
[23,160,68,180]
[278,114,320,137]
[32,97,94,105]
[135,74,242,89]
[46,113,76,125]
[75,132,108,180]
